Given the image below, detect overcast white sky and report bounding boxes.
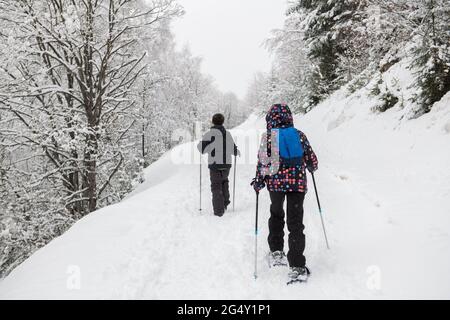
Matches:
[172,0,287,99]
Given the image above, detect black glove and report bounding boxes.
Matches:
[251,177,265,193]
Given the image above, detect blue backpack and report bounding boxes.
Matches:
[274,127,304,166]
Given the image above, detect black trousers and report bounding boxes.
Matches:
[268,192,306,267]
[209,168,231,216]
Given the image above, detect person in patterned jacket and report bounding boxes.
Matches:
[251,104,318,283]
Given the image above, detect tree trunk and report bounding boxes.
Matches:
[85,132,98,213]
[83,0,98,214]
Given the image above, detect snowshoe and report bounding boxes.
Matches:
[287,266,311,285]
[268,251,288,268]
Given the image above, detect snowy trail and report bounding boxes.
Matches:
[1,92,449,299]
[113,114,384,300]
[0,116,369,299]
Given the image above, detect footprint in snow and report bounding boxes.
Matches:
[386,217,398,226]
[335,173,350,181]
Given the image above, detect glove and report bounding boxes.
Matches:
[251,177,265,193]
[307,164,316,173]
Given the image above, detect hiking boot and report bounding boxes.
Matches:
[287,266,311,285]
[268,251,288,268]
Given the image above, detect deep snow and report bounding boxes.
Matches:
[0,64,449,299]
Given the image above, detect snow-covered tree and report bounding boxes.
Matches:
[265,11,316,112]
[408,0,450,115]
[367,0,450,115]
[0,0,181,215]
[287,0,367,104]
[0,0,182,277]
[257,0,449,116]
[244,72,271,112]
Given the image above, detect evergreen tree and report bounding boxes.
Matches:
[409,0,450,115]
[288,0,364,104]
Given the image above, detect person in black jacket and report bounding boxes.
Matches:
[197,114,240,216]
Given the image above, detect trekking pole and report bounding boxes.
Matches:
[232,155,237,212]
[254,192,259,279]
[311,172,330,249]
[199,156,202,212]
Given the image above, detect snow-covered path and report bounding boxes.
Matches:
[1,91,449,299]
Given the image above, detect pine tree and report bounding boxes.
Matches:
[409,0,450,115]
[288,0,366,105]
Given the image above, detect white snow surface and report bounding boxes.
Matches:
[1,68,449,299]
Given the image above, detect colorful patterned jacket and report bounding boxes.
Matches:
[253,104,318,193]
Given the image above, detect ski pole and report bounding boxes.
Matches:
[199,156,202,212]
[311,172,330,249]
[232,155,237,212]
[254,191,259,279]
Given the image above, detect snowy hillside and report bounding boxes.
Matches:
[0,61,449,299]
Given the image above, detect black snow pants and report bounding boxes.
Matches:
[268,192,306,268]
[209,168,231,216]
